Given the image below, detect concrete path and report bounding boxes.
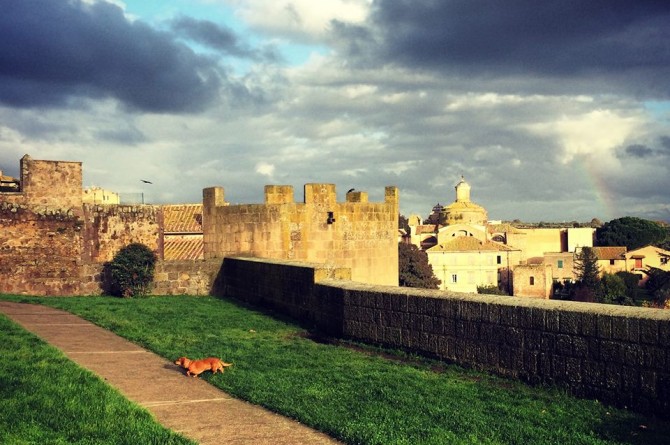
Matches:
[0,301,342,445]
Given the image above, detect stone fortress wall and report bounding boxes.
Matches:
[1,155,398,294]
[203,184,399,286]
[0,156,163,295]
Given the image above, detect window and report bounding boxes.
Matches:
[635,258,643,268]
[496,255,502,265]
[529,276,535,286]
[451,274,458,283]
[661,257,668,265]
[609,259,615,265]
[557,260,563,269]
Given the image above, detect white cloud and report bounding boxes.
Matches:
[255,161,275,177]
[224,0,371,40]
[524,108,644,165]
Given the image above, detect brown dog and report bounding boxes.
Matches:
[174,356,233,377]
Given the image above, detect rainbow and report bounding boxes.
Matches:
[579,159,615,221]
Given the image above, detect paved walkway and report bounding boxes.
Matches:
[0,301,342,445]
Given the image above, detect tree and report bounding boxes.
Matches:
[600,273,633,306]
[615,271,644,302]
[596,217,667,250]
[398,243,441,289]
[645,266,670,307]
[572,247,600,302]
[590,218,603,228]
[398,214,411,234]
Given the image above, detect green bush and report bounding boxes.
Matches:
[106,243,157,297]
[477,284,507,295]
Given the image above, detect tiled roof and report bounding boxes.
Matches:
[164,236,204,260]
[163,204,203,234]
[427,236,515,252]
[487,223,523,234]
[416,225,438,234]
[592,246,627,260]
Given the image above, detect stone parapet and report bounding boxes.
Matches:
[220,256,670,418]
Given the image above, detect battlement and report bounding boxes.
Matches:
[203,183,400,286]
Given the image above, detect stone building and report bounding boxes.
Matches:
[512,264,553,299]
[426,236,520,293]
[82,187,120,205]
[406,176,607,298]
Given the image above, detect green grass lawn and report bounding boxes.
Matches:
[2,294,669,445]
[0,313,195,445]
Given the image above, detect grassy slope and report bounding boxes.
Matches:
[0,314,195,445]
[2,294,669,445]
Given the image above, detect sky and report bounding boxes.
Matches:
[1,0,669,223]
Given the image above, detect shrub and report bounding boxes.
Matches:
[477,284,507,295]
[106,243,157,297]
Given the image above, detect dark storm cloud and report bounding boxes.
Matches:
[625,144,654,158]
[337,0,670,97]
[661,136,670,152]
[0,0,223,112]
[170,16,280,62]
[620,137,670,159]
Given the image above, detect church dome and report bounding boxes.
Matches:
[441,177,488,226]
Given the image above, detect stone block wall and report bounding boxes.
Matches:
[76,259,224,296]
[81,204,162,263]
[220,256,670,418]
[0,156,166,296]
[220,257,350,334]
[152,259,223,295]
[0,203,83,295]
[203,184,399,286]
[1,155,83,210]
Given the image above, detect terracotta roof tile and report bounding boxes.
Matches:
[487,223,523,234]
[163,204,203,234]
[416,225,438,234]
[592,246,627,260]
[428,236,515,252]
[163,236,204,260]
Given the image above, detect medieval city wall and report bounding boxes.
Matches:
[204,184,399,286]
[0,202,163,295]
[221,256,670,418]
[2,156,400,295]
[0,156,164,295]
